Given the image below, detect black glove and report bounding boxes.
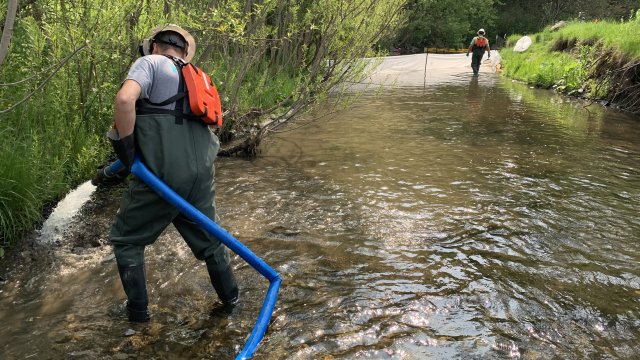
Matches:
[91,161,130,187]
[108,129,136,170]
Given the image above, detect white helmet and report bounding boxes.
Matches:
[141,24,196,62]
[478,28,485,35]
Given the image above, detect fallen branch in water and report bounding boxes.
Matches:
[218,101,306,157]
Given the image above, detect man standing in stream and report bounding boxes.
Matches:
[101,24,238,322]
[466,28,491,76]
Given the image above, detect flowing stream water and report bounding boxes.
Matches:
[1,73,639,359]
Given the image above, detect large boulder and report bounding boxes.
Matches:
[513,36,532,52]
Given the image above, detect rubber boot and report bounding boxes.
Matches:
[117,265,151,323]
[205,259,239,311]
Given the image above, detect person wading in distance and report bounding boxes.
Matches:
[466,28,491,76]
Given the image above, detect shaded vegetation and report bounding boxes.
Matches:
[383,0,498,51]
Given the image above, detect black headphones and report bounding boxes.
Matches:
[138,31,186,57]
[153,31,186,49]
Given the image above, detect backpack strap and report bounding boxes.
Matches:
[139,93,185,107]
[135,55,200,124]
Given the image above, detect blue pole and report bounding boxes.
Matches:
[107,158,281,359]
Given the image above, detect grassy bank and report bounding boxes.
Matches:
[499,12,640,112]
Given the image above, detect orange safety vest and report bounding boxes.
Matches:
[136,55,224,127]
[180,61,223,126]
[475,37,488,48]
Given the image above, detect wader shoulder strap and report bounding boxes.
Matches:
[135,56,200,124]
[139,93,185,107]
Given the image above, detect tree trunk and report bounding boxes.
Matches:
[0,0,19,68]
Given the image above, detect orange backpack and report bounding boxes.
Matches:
[138,55,223,126]
[180,62,223,126]
[475,37,488,48]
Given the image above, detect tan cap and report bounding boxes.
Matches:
[142,24,196,62]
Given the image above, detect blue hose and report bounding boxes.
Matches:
[107,158,281,359]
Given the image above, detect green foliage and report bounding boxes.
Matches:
[503,45,598,93]
[0,1,146,247]
[237,66,297,111]
[500,42,588,91]
[0,0,404,247]
[494,2,542,37]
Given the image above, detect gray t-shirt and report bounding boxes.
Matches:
[126,54,182,110]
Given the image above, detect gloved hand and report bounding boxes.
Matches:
[108,128,135,170]
[91,161,130,187]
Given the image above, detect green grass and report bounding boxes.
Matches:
[0,106,111,252]
[500,42,592,93]
[550,18,640,58]
[506,15,640,57]
[0,19,115,254]
[236,67,299,113]
[500,16,640,98]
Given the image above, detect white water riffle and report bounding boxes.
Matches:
[37,181,96,244]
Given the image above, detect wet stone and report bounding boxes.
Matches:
[89,238,102,247]
[54,330,73,344]
[71,247,85,255]
[20,251,34,261]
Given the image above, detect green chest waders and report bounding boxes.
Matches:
[110,114,237,321]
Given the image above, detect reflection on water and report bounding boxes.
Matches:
[1,74,640,359]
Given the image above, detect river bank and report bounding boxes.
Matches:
[0,185,121,283]
[499,15,640,114]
